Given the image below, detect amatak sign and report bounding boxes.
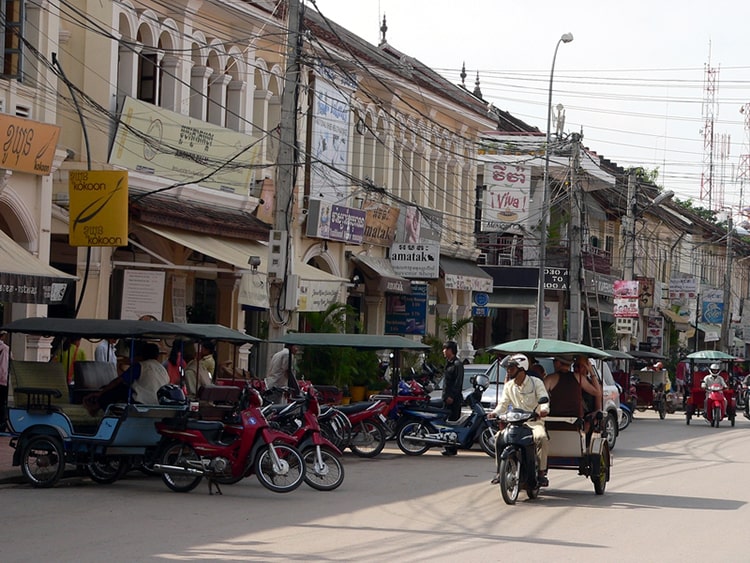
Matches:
[390,242,440,279]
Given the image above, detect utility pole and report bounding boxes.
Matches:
[619,171,637,352]
[568,133,582,343]
[720,215,733,352]
[268,0,302,346]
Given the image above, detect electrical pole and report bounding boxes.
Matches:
[720,215,733,352]
[268,0,302,347]
[568,133,582,343]
[619,171,637,352]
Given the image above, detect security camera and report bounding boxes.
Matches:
[248,256,261,267]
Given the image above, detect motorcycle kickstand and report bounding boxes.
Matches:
[208,478,223,496]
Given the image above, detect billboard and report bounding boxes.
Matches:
[481,163,531,231]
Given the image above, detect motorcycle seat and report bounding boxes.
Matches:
[406,405,451,416]
[186,420,224,433]
[336,401,375,415]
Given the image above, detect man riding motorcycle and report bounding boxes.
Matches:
[488,354,550,487]
[701,363,727,414]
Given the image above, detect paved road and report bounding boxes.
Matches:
[1,410,749,562]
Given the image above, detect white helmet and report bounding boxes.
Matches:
[709,363,720,375]
[507,354,529,371]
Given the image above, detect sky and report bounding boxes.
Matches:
[307,0,750,214]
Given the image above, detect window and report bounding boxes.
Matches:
[1,0,24,80]
[138,53,158,104]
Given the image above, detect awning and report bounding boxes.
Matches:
[352,255,411,295]
[0,230,75,304]
[487,289,536,309]
[585,297,615,323]
[440,257,493,292]
[140,224,269,308]
[291,261,347,313]
[661,308,691,330]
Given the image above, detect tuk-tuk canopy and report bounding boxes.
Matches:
[488,338,612,359]
[685,350,736,361]
[272,333,428,350]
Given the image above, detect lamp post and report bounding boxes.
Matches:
[535,32,574,339]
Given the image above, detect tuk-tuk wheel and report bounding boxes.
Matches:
[21,434,66,488]
[591,443,609,495]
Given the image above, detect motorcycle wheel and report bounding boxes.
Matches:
[618,408,631,431]
[319,409,352,451]
[604,413,618,451]
[349,420,387,458]
[479,426,496,457]
[302,446,345,491]
[86,458,130,484]
[396,420,433,456]
[498,452,521,505]
[160,442,203,493]
[255,443,305,493]
[658,401,667,420]
[591,442,610,495]
[712,406,721,427]
[21,435,66,488]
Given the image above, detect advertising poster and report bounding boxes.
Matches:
[121,269,165,320]
[68,170,129,247]
[385,283,427,335]
[482,163,531,231]
[310,77,351,203]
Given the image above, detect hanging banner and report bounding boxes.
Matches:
[68,170,129,246]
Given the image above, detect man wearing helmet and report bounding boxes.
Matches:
[702,363,727,413]
[488,353,550,486]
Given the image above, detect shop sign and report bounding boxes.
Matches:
[68,170,129,247]
[385,283,428,335]
[306,198,366,244]
[390,242,440,279]
[0,113,60,175]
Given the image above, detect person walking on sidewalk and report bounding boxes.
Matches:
[0,331,10,430]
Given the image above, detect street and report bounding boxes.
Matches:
[1,410,749,562]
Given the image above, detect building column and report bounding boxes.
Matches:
[365,295,384,335]
[226,80,247,132]
[190,65,213,120]
[208,73,232,127]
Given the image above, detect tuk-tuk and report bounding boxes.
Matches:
[488,339,612,501]
[1,317,259,488]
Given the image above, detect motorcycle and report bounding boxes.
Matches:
[493,396,549,505]
[618,400,633,431]
[262,386,345,491]
[333,398,390,458]
[395,375,495,457]
[153,385,306,494]
[703,382,733,427]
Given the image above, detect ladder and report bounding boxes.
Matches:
[584,271,605,350]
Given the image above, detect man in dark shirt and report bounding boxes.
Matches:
[441,340,464,456]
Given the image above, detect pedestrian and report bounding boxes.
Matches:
[54,336,86,385]
[265,345,300,403]
[0,331,11,430]
[95,338,118,366]
[440,340,464,455]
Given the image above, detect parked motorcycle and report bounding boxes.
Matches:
[153,385,306,494]
[493,396,549,505]
[334,399,390,458]
[262,386,345,491]
[395,374,494,457]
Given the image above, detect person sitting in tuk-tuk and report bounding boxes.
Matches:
[83,342,169,414]
[544,356,602,421]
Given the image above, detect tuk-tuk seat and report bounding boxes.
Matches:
[10,360,102,428]
[545,416,585,458]
[71,361,118,404]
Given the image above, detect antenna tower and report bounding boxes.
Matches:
[737,103,750,209]
[700,54,719,209]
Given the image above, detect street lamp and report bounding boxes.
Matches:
[535,32,574,338]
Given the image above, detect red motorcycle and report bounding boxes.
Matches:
[262,386,345,491]
[704,382,735,427]
[154,386,305,494]
[334,398,390,457]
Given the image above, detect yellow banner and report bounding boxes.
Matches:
[0,114,60,175]
[68,170,129,247]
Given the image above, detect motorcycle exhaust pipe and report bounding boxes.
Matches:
[403,435,451,446]
[152,463,205,476]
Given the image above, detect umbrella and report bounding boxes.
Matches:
[685,350,735,361]
[488,338,612,359]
